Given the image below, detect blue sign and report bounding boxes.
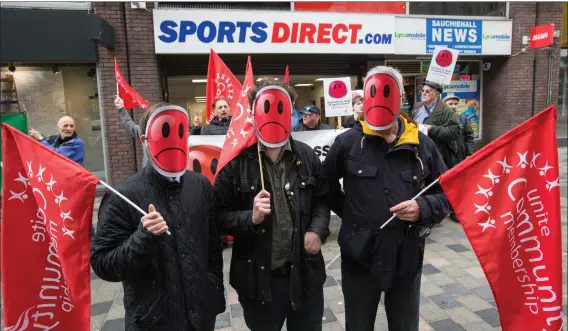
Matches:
[426,19,482,54]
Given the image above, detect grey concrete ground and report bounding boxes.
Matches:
[2,148,567,331]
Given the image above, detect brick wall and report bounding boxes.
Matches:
[482,2,563,143]
[93,2,163,185]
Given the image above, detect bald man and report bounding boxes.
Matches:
[29,116,85,166]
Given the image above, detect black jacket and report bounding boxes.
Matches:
[91,166,225,331]
[342,116,357,128]
[323,118,450,287]
[192,116,231,135]
[458,113,476,161]
[213,139,330,307]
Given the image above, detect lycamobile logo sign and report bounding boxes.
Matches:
[482,33,511,41]
[395,32,426,40]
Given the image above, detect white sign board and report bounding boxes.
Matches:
[394,16,513,55]
[426,46,460,85]
[153,9,395,54]
[322,77,352,117]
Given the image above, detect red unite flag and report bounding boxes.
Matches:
[284,65,290,83]
[1,124,99,331]
[114,57,149,110]
[439,106,563,331]
[216,56,257,177]
[206,49,242,123]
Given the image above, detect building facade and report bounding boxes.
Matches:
[1,2,565,185]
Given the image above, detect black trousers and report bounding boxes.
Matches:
[240,275,324,331]
[342,263,422,331]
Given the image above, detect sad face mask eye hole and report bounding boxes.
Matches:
[211,158,218,175]
[383,85,390,98]
[162,122,170,139]
[370,84,376,98]
[263,100,270,114]
[178,123,184,139]
[277,101,283,114]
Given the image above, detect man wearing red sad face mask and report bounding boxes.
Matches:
[91,103,226,331]
[213,78,331,331]
[323,66,450,331]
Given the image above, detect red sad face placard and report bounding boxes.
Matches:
[328,80,348,99]
[436,50,453,67]
[187,145,221,184]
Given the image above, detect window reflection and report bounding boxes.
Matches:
[409,2,506,17]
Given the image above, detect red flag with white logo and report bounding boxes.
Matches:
[206,49,242,123]
[1,124,99,331]
[114,57,149,110]
[284,65,290,83]
[438,106,563,331]
[216,56,257,177]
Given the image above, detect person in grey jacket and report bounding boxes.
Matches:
[114,95,149,168]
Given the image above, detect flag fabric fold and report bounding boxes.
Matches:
[206,49,242,123]
[114,57,149,110]
[284,65,290,83]
[438,106,563,331]
[216,56,257,177]
[1,123,99,331]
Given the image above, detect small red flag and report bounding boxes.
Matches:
[206,49,242,123]
[1,124,99,331]
[216,56,257,177]
[114,57,149,110]
[439,106,563,331]
[284,65,290,83]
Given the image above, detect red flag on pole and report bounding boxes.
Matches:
[206,49,242,123]
[438,106,563,331]
[216,56,257,177]
[284,65,290,83]
[1,124,99,331]
[114,57,149,110]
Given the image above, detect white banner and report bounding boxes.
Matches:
[189,129,346,163]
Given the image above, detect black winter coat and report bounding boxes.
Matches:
[91,166,225,331]
[213,139,331,307]
[193,116,231,135]
[323,118,450,288]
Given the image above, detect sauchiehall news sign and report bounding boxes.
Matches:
[153,9,395,54]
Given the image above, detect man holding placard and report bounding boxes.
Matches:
[213,78,330,331]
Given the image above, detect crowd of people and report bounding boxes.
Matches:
[28,65,475,331]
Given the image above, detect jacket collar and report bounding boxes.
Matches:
[358,113,419,148]
[143,163,184,187]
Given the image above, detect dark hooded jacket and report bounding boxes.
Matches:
[192,116,231,135]
[323,116,450,289]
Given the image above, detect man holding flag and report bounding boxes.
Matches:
[323,66,450,331]
[91,102,225,331]
[213,76,331,331]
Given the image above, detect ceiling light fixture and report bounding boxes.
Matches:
[294,83,313,87]
[191,79,207,83]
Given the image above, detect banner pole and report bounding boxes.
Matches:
[326,177,441,270]
[257,142,266,191]
[99,180,171,236]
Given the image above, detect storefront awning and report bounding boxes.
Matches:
[0,8,114,63]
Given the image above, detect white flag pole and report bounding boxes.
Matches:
[99,180,172,236]
[325,178,440,270]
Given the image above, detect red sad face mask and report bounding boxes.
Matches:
[363,67,404,131]
[144,105,189,178]
[252,86,292,148]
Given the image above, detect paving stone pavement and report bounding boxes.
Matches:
[2,149,567,331]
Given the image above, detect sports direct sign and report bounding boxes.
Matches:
[153,9,395,54]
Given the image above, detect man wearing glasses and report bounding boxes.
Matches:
[410,81,461,169]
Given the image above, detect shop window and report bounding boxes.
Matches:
[409,2,506,17]
[0,65,106,180]
[166,74,358,129]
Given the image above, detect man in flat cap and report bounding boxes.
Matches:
[410,81,461,169]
